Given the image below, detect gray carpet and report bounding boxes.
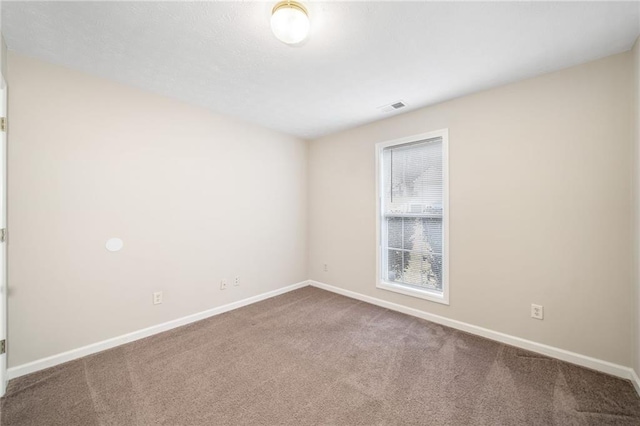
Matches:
[1,286,639,425]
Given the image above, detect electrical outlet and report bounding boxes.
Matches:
[153,291,163,305]
[323,263,328,272]
[531,304,543,320]
[220,279,227,290]
[234,276,240,286]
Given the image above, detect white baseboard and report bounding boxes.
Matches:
[7,281,309,380]
[9,279,640,398]
[309,280,639,391]
[631,369,640,396]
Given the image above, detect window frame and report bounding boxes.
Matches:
[375,129,450,305]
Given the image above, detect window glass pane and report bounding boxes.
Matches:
[402,251,442,291]
[387,249,404,283]
[387,217,402,249]
[402,250,424,287]
[403,218,442,255]
[403,217,422,251]
[383,138,442,215]
[429,253,442,290]
[424,218,443,254]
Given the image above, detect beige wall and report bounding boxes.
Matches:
[309,52,634,366]
[1,36,6,84]
[7,53,308,367]
[633,36,640,375]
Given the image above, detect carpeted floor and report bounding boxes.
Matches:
[1,286,639,425]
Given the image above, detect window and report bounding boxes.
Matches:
[376,130,449,304]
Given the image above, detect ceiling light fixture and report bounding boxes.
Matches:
[271,1,310,45]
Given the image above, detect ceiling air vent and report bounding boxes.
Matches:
[378,101,407,113]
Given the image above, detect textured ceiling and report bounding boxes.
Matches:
[2,1,639,139]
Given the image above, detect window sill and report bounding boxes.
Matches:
[377,281,449,305]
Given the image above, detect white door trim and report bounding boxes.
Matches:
[0,77,8,397]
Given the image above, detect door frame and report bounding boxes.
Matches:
[0,74,8,397]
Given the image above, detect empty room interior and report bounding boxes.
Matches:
[0,0,640,425]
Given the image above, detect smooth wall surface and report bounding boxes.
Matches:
[7,53,308,367]
[309,52,634,366]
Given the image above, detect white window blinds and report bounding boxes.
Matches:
[381,137,444,292]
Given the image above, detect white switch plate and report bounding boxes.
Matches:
[220,280,227,290]
[531,304,543,320]
[153,291,163,305]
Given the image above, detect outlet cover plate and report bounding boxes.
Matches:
[531,304,543,320]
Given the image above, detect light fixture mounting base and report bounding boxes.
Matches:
[272,1,308,16]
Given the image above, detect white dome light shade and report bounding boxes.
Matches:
[105,238,124,252]
[271,1,310,45]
